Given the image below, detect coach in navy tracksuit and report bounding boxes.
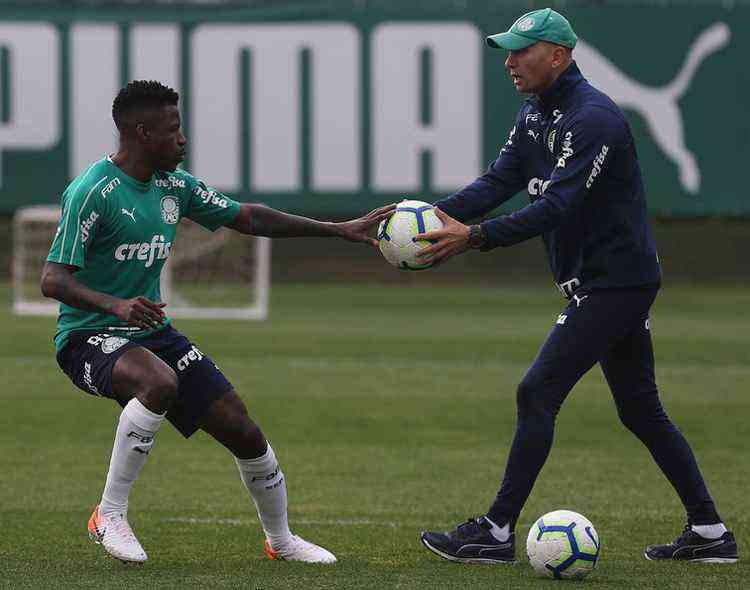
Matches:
[418,8,737,564]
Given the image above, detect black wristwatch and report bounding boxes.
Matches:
[468,224,486,249]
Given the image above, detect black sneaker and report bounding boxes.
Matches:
[420,516,516,564]
[645,526,738,563]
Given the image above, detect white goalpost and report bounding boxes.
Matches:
[12,205,271,320]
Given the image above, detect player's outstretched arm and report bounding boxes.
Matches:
[40,262,166,330]
[225,203,396,247]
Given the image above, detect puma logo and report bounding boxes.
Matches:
[527,129,540,142]
[121,207,136,222]
[576,22,731,194]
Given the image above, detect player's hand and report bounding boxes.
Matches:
[414,208,470,266]
[335,203,397,247]
[113,296,167,330]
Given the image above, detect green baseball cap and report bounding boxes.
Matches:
[486,8,577,51]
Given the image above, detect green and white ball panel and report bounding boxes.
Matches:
[377,200,443,271]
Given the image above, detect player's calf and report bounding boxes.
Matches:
[135,368,178,414]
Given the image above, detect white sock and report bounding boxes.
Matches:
[235,445,292,549]
[691,522,728,539]
[483,516,511,542]
[99,398,165,518]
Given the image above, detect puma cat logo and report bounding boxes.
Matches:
[575,22,731,194]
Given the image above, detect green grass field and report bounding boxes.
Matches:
[0,283,747,589]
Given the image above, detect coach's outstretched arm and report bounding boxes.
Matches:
[226,203,395,246]
[415,108,623,265]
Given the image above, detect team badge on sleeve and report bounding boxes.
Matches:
[547,130,557,154]
[160,196,179,224]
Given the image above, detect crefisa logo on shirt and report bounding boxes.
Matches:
[193,185,229,208]
[160,195,179,224]
[114,234,172,267]
[80,211,99,243]
[155,176,186,189]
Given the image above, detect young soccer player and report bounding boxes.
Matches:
[41,80,393,565]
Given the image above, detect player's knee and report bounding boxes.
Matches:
[141,368,179,410]
[228,422,266,460]
[235,409,266,454]
[219,393,267,457]
[240,422,266,456]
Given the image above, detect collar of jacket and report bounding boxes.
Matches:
[531,61,585,114]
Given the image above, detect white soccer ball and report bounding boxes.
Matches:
[526,510,601,579]
[377,200,443,270]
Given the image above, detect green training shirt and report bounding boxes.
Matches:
[47,157,241,351]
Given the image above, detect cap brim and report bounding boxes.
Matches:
[486,32,537,50]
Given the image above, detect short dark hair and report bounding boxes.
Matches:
[112,80,179,133]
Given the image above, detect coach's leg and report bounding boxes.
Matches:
[199,391,292,548]
[487,289,656,531]
[601,323,722,527]
[98,347,178,518]
[420,294,629,563]
[486,334,595,531]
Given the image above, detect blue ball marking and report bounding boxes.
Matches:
[396,205,433,235]
[377,219,392,242]
[535,518,601,579]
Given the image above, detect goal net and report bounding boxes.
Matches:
[13,205,271,320]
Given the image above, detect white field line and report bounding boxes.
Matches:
[5,355,750,375]
[163,513,692,534]
[2,356,523,370]
[162,516,447,529]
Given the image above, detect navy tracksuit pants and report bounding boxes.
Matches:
[487,286,721,528]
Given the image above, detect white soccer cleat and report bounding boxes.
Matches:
[264,535,337,564]
[87,504,148,564]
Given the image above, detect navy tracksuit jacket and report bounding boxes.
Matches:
[436,61,660,297]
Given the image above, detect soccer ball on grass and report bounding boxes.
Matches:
[526,510,601,579]
[377,200,443,270]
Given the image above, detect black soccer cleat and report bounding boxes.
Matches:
[645,526,738,563]
[420,516,516,564]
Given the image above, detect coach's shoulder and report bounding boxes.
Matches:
[566,101,628,143]
[578,82,628,121]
